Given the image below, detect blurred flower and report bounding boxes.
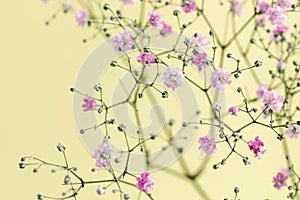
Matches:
[136,172,155,194]
[75,9,89,27]
[256,14,268,27]
[248,136,266,159]
[270,24,288,42]
[211,68,232,90]
[149,11,162,27]
[82,97,100,112]
[228,106,239,116]
[231,0,243,16]
[137,51,156,66]
[181,0,197,13]
[262,90,284,116]
[267,6,287,25]
[41,0,49,4]
[273,168,289,190]
[191,52,208,72]
[198,135,217,156]
[256,84,269,98]
[286,122,300,139]
[275,0,291,9]
[92,140,113,168]
[111,30,135,51]
[118,0,135,4]
[162,66,184,90]
[191,33,210,51]
[256,1,270,13]
[159,21,172,37]
[276,60,286,72]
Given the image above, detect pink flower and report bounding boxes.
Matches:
[111,30,135,52]
[211,68,232,90]
[92,140,113,168]
[41,0,49,4]
[256,84,269,98]
[181,0,197,13]
[191,33,210,51]
[82,97,100,112]
[248,136,266,159]
[159,21,172,37]
[198,135,217,156]
[63,2,74,12]
[256,1,270,14]
[273,169,289,190]
[191,52,208,72]
[149,11,162,27]
[162,66,184,90]
[270,24,288,42]
[267,6,287,25]
[275,0,291,9]
[231,0,243,16]
[262,90,284,116]
[137,51,156,66]
[228,106,239,116]
[136,172,155,194]
[118,0,135,4]
[276,60,286,72]
[256,14,268,27]
[75,9,89,27]
[286,122,300,139]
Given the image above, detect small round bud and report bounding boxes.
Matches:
[97,186,106,195]
[118,124,126,132]
[19,162,26,169]
[237,87,242,93]
[37,194,43,200]
[103,3,110,10]
[70,88,75,92]
[234,187,240,193]
[226,53,232,58]
[173,10,180,16]
[213,164,219,169]
[80,129,85,134]
[64,175,71,184]
[162,91,168,98]
[57,142,66,152]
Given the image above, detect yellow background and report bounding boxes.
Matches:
[1,0,300,199]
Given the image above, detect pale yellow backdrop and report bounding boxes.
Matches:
[1,0,300,200]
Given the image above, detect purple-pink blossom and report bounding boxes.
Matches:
[159,21,172,37]
[181,0,197,13]
[82,97,100,112]
[41,0,49,4]
[137,51,156,66]
[275,0,291,9]
[75,9,89,27]
[256,84,269,98]
[162,66,185,90]
[262,90,284,114]
[118,0,135,4]
[267,6,287,25]
[270,24,288,42]
[191,33,210,51]
[273,168,289,190]
[228,106,239,116]
[149,11,162,27]
[211,68,232,90]
[136,172,155,194]
[276,60,286,72]
[248,136,266,159]
[191,52,208,72]
[92,140,113,168]
[231,0,243,16]
[111,30,135,52]
[256,14,268,27]
[198,135,217,156]
[286,122,300,139]
[256,1,270,13]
